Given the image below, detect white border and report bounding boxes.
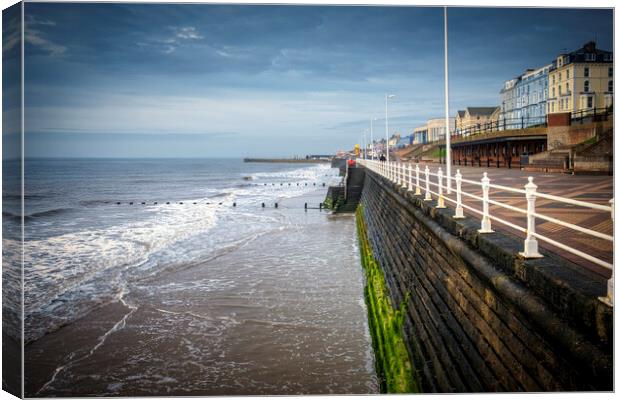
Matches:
[0,1,616,400]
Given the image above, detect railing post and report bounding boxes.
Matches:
[394,162,398,184]
[397,163,402,186]
[424,165,432,201]
[600,198,614,307]
[408,163,413,191]
[478,172,493,233]
[519,177,543,258]
[454,169,464,218]
[394,161,400,186]
[401,163,407,189]
[395,162,399,185]
[437,167,445,208]
[415,164,421,195]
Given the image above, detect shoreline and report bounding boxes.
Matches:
[25,180,377,396]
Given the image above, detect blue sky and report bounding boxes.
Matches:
[4,4,613,158]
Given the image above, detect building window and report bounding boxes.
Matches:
[585,53,596,62]
[566,70,569,79]
[584,80,590,92]
[609,67,613,78]
[552,87,555,97]
[584,67,589,77]
[566,83,569,93]
[609,80,613,92]
[587,96,593,108]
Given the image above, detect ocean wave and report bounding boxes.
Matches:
[3,193,47,200]
[20,163,339,343]
[2,208,74,222]
[22,195,229,342]
[250,164,332,181]
[27,208,73,220]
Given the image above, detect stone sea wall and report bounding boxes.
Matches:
[357,168,612,392]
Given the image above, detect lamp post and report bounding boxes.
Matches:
[385,94,395,162]
[443,6,452,194]
[370,117,377,160]
[363,130,368,160]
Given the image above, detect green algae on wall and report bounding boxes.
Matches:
[356,205,420,393]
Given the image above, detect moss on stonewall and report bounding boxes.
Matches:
[356,205,420,393]
[323,193,344,211]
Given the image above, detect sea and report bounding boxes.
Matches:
[2,158,378,396]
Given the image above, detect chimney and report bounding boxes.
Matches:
[584,41,596,52]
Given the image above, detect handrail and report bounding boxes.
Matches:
[357,158,614,306]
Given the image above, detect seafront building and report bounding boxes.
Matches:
[547,41,613,115]
[413,125,428,144]
[499,64,552,130]
[426,117,456,142]
[388,133,400,148]
[454,108,497,135]
[396,135,412,149]
[498,78,519,129]
[405,42,612,145]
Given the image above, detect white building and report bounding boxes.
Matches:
[426,117,456,142]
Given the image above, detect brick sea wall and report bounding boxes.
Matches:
[359,169,612,392]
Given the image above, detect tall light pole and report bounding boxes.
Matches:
[444,7,452,193]
[385,94,395,162]
[363,129,368,160]
[370,117,377,160]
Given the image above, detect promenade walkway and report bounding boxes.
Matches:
[414,162,612,278]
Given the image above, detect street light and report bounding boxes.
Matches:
[370,117,377,160]
[385,94,395,162]
[444,7,452,193]
[363,129,368,160]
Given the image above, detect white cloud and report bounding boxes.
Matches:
[26,88,376,137]
[3,15,66,56]
[2,15,21,53]
[174,26,202,40]
[149,26,204,54]
[25,29,66,56]
[26,15,57,27]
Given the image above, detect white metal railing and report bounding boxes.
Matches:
[357,159,614,306]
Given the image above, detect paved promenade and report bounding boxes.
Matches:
[415,162,613,278]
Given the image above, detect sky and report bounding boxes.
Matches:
[2,4,614,158]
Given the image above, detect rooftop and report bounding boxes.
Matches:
[466,107,500,117]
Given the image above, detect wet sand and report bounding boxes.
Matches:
[25,189,378,396]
